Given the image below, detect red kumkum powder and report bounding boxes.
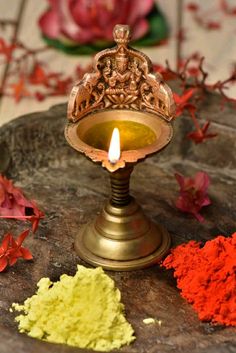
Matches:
[162,233,236,326]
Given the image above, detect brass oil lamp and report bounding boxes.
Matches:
[65,25,175,271]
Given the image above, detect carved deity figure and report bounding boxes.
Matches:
[129,59,142,91]
[108,48,131,90]
[68,24,175,122]
[103,58,112,83]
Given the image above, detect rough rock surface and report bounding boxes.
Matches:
[0,96,235,353]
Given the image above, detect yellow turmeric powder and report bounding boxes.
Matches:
[11,265,135,351]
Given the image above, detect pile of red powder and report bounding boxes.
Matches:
[162,233,236,326]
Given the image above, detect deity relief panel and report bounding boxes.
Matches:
[68,25,175,122]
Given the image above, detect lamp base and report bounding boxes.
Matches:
[74,198,171,271]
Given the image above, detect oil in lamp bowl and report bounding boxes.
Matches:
[65,24,175,270]
[65,109,173,172]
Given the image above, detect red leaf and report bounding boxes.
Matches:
[0,38,16,61]
[153,64,177,81]
[29,63,48,85]
[173,89,196,116]
[10,77,31,103]
[0,257,8,272]
[173,89,195,105]
[187,121,217,143]
[28,201,45,233]
[35,91,45,101]
[29,63,62,88]
[187,66,200,77]
[206,21,221,30]
[175,172,211,222]
[192,14,222,31]
[30,216,41,233]
[186,2,199,12]
[50,77,72,96]
[220,0,236,15]
[176,28,187,42]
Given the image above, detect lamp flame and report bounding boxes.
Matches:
[108,128,120,164]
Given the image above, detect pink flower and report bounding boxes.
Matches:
[39,0,154,44]
[0,175,44,232]
[0,175,33,217]
[175,172,211,222]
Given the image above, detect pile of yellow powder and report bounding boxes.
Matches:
[11,265,135,351]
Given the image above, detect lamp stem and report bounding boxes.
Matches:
[109,167,133,207]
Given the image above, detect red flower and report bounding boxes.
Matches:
[173,89,196,116]
[187,121,217,143]
[38,0,154,44]
[0,230,32,272]
[0,175,44,232]
[175,172,211,222]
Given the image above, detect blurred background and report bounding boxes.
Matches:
[0,0,236,126]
